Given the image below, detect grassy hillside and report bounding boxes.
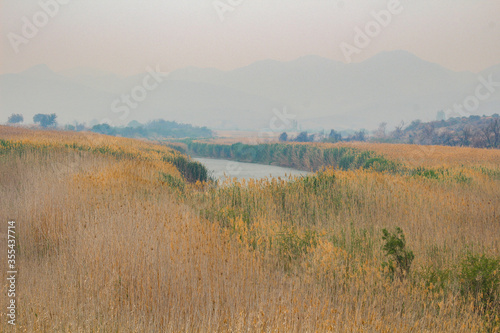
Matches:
[1,126,499,332]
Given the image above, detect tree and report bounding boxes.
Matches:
[459,126,472,146]
[327,129,342,143]
[7,114,24,124]
[391,121,405,140]
[493,118,500,148]
[381,227,414,281]
[91,123,116,136]
[375,122,387,139]
[75,122,86,131]
[279,132,288,142]
[294,131,310,142]
[351,130,366,142]
[421,123,435,145]
[33,113,57,128]
[481,118,500,148]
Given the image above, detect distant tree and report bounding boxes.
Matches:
[91,123,116,136]
[75,122,86,131]
[127,120,142,128]
[405,120,420,132]
[437,129,454,146]
[327,129,342,143]
[481,118,500,148]
[89,119,212,139]
[294,131,310,142]
[491,119,500,148]
[33,113,57,128]
[355,130,366,141]
[391,121,405,140]
[279,132,288,142]
[421,123,435,144]
[375,122,387,139]
[7,114,23,124]
[64,124,76,131]
[459,126,472,146]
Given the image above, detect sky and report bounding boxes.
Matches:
[1,0,499,75]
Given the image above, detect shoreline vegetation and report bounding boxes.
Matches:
[1,125,499,331]
[174,140,500,184]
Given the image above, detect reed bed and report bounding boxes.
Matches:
[1,126,498,332]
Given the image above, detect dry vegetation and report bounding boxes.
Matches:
[1,126,499,332]
[334,141,500,168]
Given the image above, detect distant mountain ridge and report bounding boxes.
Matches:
[1,51,499,130]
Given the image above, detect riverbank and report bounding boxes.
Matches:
[194,157,310,181]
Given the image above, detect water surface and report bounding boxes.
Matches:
[194,157,310,182]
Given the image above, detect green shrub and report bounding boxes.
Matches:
[459,253,500,315]
[381,227,414,280]
[365,157,393,172]
[276,228,317,271]
[411,167,441,179]
[159,172,185,192]
[164,155,209,183]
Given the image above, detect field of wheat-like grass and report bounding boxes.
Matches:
[1,126,499,332]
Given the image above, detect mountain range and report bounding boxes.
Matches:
[1,50,499,131]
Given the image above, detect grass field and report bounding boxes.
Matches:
[1,126,499,332]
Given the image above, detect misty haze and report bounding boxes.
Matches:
[1,0,499,331]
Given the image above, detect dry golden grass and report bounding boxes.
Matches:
[1,126,499,332]
[331,141,500,168]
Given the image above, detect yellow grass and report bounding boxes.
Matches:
[1,126,499,332]
[332,141,500,168]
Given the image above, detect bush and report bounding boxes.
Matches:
[363,157,398,173]
[276,228,317,271]
[381,227,414,280]
[411,167,442,179]
[159,173,185,192]
[459,253,500,315]
[164,155,209,183]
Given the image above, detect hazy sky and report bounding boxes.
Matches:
[1,0,499,75]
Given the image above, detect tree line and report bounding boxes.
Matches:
[6,113,213,139]
[372,115,500,148]
[8,113,57,128]
[279,129,365,143]
[279,115,500,149]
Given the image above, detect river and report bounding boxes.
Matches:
[193,157,311,182]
